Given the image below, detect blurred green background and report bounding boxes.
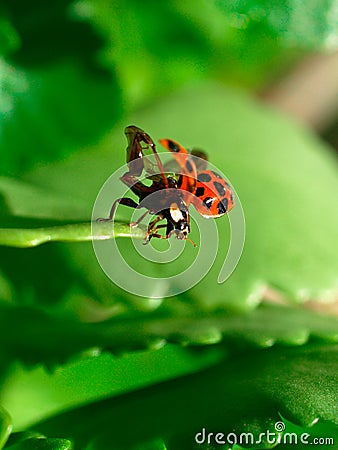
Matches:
[0,1,337,449]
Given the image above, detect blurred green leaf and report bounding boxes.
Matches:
[0,173,143,307]
[0,303,337,365]
[0,61,121,176]
[0,0,122,176]
[0,243,84,308]
[215,0,338,49]
[85,438,167,450]
[0,177,84,220]
[25,84,338,308]
[3,0,100,66]
[1,346,225,430]
[0,16,20,57]
[0,406,12,450]
[83,0,335,102]
[30,344,338,449]
[0,175,88,307]
[5,436,71,450]
[85,0,213,110]
[0,268,13,303]
[3,432,41,450]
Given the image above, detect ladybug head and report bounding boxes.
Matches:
[168,201,190,240]
[174,220,190,240]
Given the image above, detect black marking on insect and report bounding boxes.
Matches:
[217,198,228,215]
[195,186,205,197]
[211,171,223,179]
[168,140,180,152]
[203,196,213,209]
[197,172,212,183]
[214,181,226,197]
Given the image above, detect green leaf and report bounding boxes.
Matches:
[83,0,331,100]
[85,438,167,450]
[0,221,145,248]
[215,0,338,49]
[0,346,225,430]
[0,177,88,220]
[5,436,72,450]
[25,83,338,308]
[0,0,122,176]
[0,406,12,450]
[84,0,213,110]
[0,16,20,57]
[29,344,338,449]
[0,61,121,176]
[0,303,337,365]
[1,0,97,66]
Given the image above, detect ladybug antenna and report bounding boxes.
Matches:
[187,237,197,248]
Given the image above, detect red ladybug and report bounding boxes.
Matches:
[98,126,234,246]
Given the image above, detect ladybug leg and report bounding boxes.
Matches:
[148,224,167,233]
[96,197,139,222]
[130,209,150,228]
[144,216,165,244]
[147,215,164,233]
[143,232,168,244]
[144,225,169,244]
[145,218,176,244]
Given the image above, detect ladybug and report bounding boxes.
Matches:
[97,126,234,245]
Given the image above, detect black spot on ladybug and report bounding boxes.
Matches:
[168,140,180,152]
[198,172,211,182]
[214,181,226,196]
[195,186,205,197]
[203,197,213,209]
[217,198,228,214]
[186,160,194,173]
[212,171,223,179]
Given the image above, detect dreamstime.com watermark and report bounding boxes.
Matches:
[194,422,335,446]
[92,152,246,298]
